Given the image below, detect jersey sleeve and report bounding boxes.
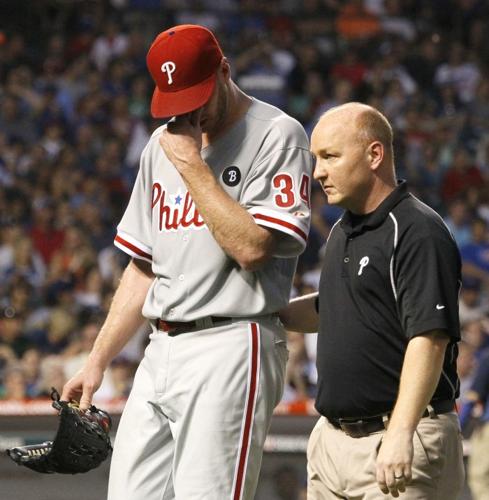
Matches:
[114,146,153,264]
[240,146,313,258]
[394,232,461,340]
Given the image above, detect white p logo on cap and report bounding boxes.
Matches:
[161,61,176,85]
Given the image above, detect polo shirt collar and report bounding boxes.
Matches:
[340,180,409,236]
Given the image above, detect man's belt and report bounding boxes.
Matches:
[327,399,455,438]
[156,316,233,336]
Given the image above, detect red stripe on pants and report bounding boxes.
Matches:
[233,323,259,500]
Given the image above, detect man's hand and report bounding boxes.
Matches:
[61,362,105,411]
[376,429,414,497]
[159,109,203,170]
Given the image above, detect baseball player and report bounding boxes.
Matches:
[61,24,312,500]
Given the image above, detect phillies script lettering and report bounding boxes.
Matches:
[152,183,205,231]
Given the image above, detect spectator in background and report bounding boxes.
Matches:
[108,356,136,399]
[4,236,46,289]
[444,197,472,249]
[74,266,104,311]
[32,308,75,355]
[330,48,367,90]
[414,143,445,211]
[236,37,291,109]
[1,277,35,321]
[0,33,32,75]
[442,148,484,203]
[20,347,43,398]
[0,95,37,144]
[475,131,489,177]
[434,42,481,104]
[459,278,489,326]
[0,309,31,359]
[90,19,129,72]
[0,344,17,386]
[0,223,23,281]
[311,78,354,127]
[30,201,65,266]
[1,364,27,400]
[461,218,489,286]
[403,36,440,94]
[36,355,67,398]
[288,70,328,131]
[335,0,381,40]
[47,226,97,285]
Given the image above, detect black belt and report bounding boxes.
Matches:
[156,316,233,336]
[327,399,455,438]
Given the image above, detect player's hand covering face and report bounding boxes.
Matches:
[160,108,204,168]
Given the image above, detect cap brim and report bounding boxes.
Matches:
[150,73,217,118]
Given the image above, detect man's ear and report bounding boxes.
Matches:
[220,57,231,81]
[369,141,384,171]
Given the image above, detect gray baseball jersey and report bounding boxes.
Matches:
[114,98,312,321]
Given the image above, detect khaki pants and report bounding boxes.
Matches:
[307,413,464,500]
[468,422,489,500]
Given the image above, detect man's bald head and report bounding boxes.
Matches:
[319,102,394,161]
[311,102,397,214]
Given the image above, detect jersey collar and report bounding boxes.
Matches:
[340,180,409,236]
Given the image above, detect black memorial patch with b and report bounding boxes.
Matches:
[222,166,241,187]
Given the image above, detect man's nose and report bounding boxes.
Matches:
[313,163,326,181]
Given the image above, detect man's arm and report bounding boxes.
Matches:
[159,112,276,271]
[61,258,154,409]
[376,330,450,497]
[280,292,319,333]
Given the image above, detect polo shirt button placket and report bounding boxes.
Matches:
[342,237,352,277]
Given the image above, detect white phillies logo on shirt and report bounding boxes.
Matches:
[358,256,370,275]
[161,61,176,85]
[152,183,205,232]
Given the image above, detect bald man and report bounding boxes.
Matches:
[281,103,464,499]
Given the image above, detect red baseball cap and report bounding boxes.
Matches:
[146,25,224,118]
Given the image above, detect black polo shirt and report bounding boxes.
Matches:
[315,181,461,419]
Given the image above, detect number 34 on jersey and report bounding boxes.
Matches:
[273,173,310,208]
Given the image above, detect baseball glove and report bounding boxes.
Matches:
[6,388,112,474]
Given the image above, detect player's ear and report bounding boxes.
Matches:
[368,141,384,171]
[219,57,231,82]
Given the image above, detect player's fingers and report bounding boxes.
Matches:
[189,107,203,127]
[61,381,78,402]
[376,468,389,495]
[60,386,71,402]
[385,470,400,498]
[394,471,406,493]
[403,463,413,484]
[79,384,95,411]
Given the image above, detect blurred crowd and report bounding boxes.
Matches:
[0,0,489,437]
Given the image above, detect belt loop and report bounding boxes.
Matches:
[382,414,389,429]
[197,317,213,329]
[426,404,436,419]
